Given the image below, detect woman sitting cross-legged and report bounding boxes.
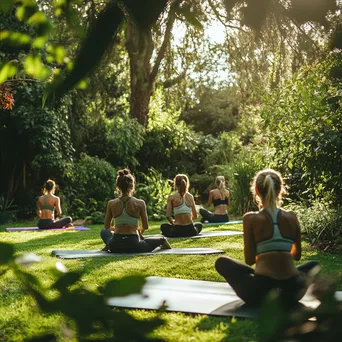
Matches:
[37,179,73,229]
[215,169,319,307]
[200,175,230,223]
[100,168,171,253]
[160,174,203,237]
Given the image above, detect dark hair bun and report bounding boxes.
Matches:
[123,169,130,175]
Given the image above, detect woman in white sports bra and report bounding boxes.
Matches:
[100,168,171,252]
[215,169,319,307]
[160,174,203,237]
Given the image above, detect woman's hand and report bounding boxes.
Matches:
[109,225,115,231]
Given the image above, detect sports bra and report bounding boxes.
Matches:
[114,198,139,226]
[40,195,55,211]
[173,197,192,215]
[213,198,229,207]
[256,208,293,255]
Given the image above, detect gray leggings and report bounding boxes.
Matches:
[200,208,229,223]
[215,256,319,306]
[38,217,72,229]
[100,228,166,253]
[160,222,203,237]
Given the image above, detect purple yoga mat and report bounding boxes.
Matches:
[5,226,90,232]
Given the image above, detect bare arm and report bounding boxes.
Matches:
[291,215,302,261]
[56,197,62,216]
[139,200,149,232]
[104,201,113,229]
[166,196,174,224]
[207,190,213,207]
[189,194,197,219]
[37,199,41,217]
[243,214,257,266]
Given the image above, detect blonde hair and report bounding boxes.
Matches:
[174,174,189,197]
[215,176,227,199]
[251,169,287,211]
[43,179,56,195]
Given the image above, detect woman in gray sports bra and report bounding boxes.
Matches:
[200,176,230,223]
[37,179,73,229]
[100,169,171,252]
[215,169,318,307]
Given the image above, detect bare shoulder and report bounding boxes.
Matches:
[185,192,194,199]
[243,211,263,222]
[279,208,299,221]
[133,197,146,206]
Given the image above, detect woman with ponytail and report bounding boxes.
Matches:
[215,169,319,307]
[160,174,203,237]
[37,179,73,229]
[200,176,230,223]
[101,168,171,252]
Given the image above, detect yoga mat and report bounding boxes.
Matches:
[52,247,225,259]
[5,226,90,232]
[147,230,243,239]
[202,220,243,226]
[107,276,342,318]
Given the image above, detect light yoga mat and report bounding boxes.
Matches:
[107,276,342,318]
[148,230,243,239]
[52,247,225,259]
[5,226,90,232]
[202,220,243,226]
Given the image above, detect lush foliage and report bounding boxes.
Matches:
[63,153,117,220]
[135,168,173,220]
[262,52,342,204]
[0,241,165,341]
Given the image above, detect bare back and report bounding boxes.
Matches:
[104,196,148,234]
[208,188,230,215]
[37,194,61,219]
[166,192,197,225]
[243,209,302,279]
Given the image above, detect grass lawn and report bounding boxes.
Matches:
[0,221,341,341]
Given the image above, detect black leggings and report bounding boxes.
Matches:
[160,222,203,237]
[200,208,229,223]
[100,229,166,253]
[38,217,72,229]
[215,256,319,306]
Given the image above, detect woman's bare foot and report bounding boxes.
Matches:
[160,239,172,249]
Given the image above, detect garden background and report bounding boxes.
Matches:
[0,1,341,341]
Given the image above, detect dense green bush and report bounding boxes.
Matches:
[262,52,342,205]
[286,200,342,252]
[135,168,173,220]
[64,153,116,219]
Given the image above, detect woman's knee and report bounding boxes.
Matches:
[215,256,231,274]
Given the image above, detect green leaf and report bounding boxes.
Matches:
[0,31,31,47]
[0,242,14,264]
[0,0,14,13]
[52,272,82,291]
[103,275,146,297]
[24,54,49,79]
[0,62,17,84]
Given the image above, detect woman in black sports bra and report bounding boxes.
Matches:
[200,176,230,223]
[37,179,73,229]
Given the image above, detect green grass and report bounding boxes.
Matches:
[0,221,341,341]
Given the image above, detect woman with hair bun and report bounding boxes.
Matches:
[215,169,319,307]
[200,175,230,223]
[160,174,203,237]
[37,179,73,229]
[101,168,172,252]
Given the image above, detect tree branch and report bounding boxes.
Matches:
[149,1,178,84]
[162,69,187,88]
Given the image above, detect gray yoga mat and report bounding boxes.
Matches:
[107,276,341,318]
[5,226,90,232]
[147,230,243,239]
[202,220,243,226]
[52,247,225,259]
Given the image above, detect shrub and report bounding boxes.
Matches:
[64,153,116,219]
[286,200,342,252]
[135,168,173,220]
